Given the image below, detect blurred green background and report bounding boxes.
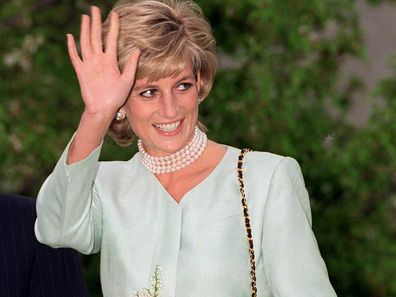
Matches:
[1,0,396,296]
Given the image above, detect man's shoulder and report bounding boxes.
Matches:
[0,194,36,224]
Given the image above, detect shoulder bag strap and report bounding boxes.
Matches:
[237,148,257,297]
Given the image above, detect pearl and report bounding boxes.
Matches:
[137,126,207,174]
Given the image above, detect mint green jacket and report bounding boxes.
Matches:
[35,141,337,297]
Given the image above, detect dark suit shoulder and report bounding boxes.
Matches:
[0,194,90,297]
[0,194,36,222]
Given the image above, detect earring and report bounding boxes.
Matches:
[198,98,203,104]
[115,108,126,121]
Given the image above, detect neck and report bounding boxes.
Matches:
[137,126,207,174]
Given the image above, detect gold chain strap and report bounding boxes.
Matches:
[237,148,257,297]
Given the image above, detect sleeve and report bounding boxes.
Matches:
[35,138,103,255]
[261,157,337,297]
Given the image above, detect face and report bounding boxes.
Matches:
[124,62,200,157]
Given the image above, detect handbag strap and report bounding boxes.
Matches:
[237,148,257,297]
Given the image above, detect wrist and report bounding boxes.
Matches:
[67,112,113,165]
[77,111,113,143]
[82,109,116,124]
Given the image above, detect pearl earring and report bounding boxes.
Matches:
[115,109,126,121]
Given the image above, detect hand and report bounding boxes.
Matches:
[65,6,139,164]
[67,6,140,120]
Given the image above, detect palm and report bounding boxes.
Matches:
[67,7,139,118]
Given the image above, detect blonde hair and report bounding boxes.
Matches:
[103,0,217,146]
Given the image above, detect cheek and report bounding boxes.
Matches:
[186,98,198,110]
[182,96,199,121]
[125,99,148,119]
[186,89,200,110]
[124,100,152,130]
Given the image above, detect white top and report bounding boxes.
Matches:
[35,140,337,297]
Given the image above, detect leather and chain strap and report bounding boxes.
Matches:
[237,148,257,297]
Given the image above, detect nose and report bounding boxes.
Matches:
[160,91,179,119]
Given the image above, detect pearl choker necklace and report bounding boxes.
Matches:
[137,126,207,174]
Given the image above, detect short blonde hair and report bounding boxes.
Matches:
[104,0,217,146]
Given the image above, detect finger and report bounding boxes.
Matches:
[90,6,103,54]
[66,34,82,70]
[105,11,119,56]
[80,14,92,60]
[122,50,141,84]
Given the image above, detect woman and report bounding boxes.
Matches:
[35,0,337,296]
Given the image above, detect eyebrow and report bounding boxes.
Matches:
[176,75,196,82]
[133,83,157,91]
[173,76,196,88]
[134,75,196,91]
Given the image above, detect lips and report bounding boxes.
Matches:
[153,120,182,132]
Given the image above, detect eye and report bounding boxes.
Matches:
[140,89,157,98]
[176,82,193,91]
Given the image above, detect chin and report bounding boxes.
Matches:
[157,141,187,155]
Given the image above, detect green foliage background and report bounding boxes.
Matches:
[1,0,395,296]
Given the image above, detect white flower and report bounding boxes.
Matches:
[132,265,163,297]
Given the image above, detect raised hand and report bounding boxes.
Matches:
[66,6,139,164]
[67,6,139,119]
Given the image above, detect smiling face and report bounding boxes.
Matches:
[124,62,200,157]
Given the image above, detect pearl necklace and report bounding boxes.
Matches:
[137,126,207,174]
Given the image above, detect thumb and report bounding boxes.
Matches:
[121,50,141,84]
